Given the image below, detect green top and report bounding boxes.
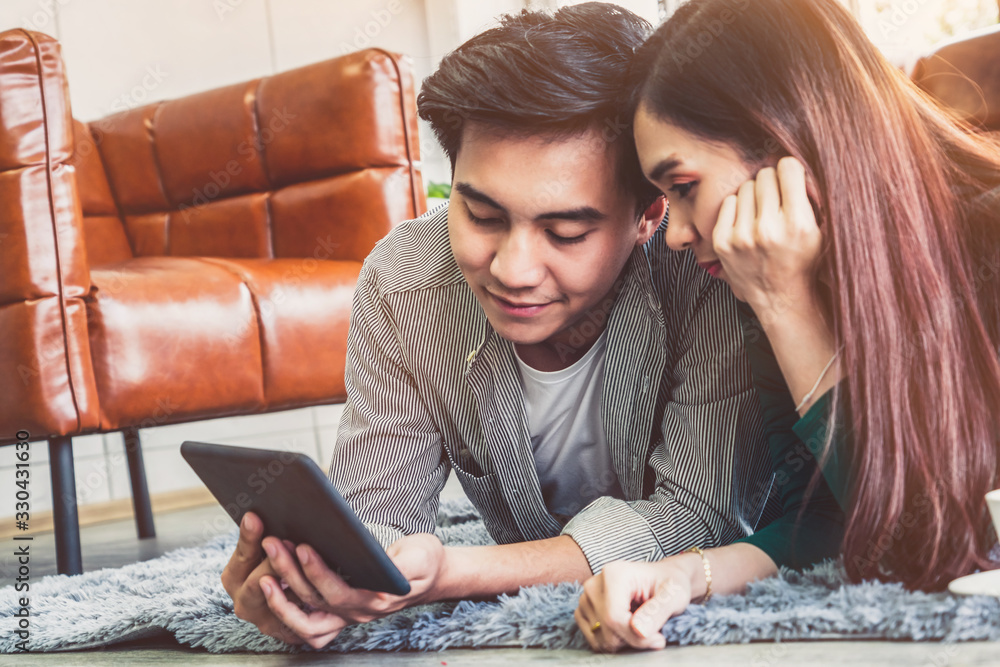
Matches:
[733,301,847,570]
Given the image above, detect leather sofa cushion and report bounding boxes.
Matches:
[203,258,361,408]
[87,257,265,429]
[87,256,360,428]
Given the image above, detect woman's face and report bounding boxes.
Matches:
[633,103,755,284]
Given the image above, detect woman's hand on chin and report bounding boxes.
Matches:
[713,156,824,318]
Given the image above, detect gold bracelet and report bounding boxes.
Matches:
[684,546,713,602]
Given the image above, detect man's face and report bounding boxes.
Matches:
[448,123,661,354]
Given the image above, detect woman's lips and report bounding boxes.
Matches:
[699,261,724,278]
[489,292,553,318]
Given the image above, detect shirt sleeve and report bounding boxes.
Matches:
[732,301,845,570]
[561,248,776,572]
[329,261,450,550]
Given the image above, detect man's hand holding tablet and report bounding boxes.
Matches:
[182,441,446,647]
[224,511,447,648]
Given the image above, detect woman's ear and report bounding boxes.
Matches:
[638,195,668,244]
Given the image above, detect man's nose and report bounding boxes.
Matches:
[491,228,545,290]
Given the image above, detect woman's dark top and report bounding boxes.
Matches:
[732,301,847,570]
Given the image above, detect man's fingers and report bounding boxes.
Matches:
[232,559,310,646]
[263,538,328,611]
[232,558,277,619]
[260,576,348,649]
[222,512,265,592]
[296,544,361,609]
[258,618,307,646]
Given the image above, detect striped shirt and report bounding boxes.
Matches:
[330,203,777,573]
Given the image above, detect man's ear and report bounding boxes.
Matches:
[637,195,667,245]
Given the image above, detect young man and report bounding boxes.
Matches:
[221,3,775,648]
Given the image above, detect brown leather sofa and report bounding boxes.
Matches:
[0,29,426,574]
[912,24,1000,132]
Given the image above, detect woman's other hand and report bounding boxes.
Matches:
[574,555,701,653]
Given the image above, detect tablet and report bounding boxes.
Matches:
[180,440,411,595]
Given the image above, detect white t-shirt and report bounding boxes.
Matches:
[514,330,625,522]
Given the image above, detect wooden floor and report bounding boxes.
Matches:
[7,493,1000,665]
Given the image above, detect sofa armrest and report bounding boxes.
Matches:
[0,29,100,443]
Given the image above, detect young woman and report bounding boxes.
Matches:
[575,0,1000,652]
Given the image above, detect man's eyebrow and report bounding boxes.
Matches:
[455,181,605,223]
[647,157,682,183]
[454,182,506,212]
[536,207,606,223]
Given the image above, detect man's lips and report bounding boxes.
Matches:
[698,260,724,278]
[488,292,554,317]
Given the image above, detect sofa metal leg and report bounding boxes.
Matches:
[48,436,83,576]
[123,429,156,539]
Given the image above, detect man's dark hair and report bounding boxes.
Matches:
[417,2,660,213]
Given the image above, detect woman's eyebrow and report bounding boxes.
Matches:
[648,156,682,183]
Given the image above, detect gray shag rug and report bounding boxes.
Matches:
[1,498,998,653]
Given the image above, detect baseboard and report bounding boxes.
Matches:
[0,487,217,539]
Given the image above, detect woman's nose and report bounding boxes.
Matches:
[664,212,699,251]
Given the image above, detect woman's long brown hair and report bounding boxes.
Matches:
[637,0,1000,590]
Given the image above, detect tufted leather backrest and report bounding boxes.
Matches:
[0,29,101,439]
[89,49,425,261]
